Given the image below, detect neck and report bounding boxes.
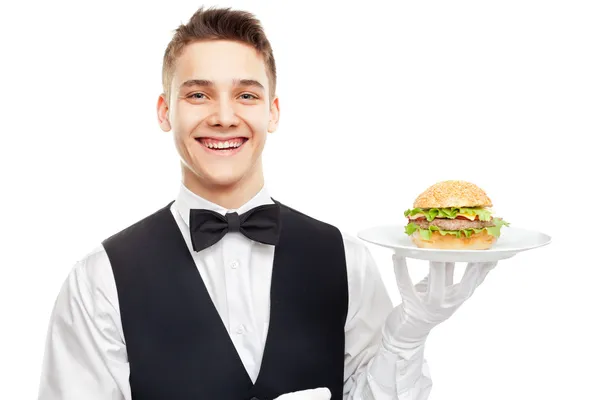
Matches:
[181,162,265,210]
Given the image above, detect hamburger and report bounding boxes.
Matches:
[404,180,510,250]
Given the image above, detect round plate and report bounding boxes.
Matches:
[357,225,552,262]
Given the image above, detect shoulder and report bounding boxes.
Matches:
[275,200,373,265]
[103,201,175,244]
[276,201,336,230]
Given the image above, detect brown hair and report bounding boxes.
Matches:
[162,6,277,102]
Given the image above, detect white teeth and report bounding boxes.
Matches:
[201,138,244,149]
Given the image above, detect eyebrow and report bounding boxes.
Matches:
[179,79,265,92]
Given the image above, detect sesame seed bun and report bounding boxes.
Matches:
[413,180,493,209]
[411,230,497,250]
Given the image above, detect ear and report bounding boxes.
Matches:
[157,93,171,132]
[267,96,280,133]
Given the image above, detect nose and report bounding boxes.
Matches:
[206,98,240,128]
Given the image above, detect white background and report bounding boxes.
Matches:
[1,0,598,399]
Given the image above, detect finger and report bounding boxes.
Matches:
[392,254,420,305]
[445,262,455,286]
[418,262,453,295]
[426,261,447,306]
[296,388,331,399]
[446,262,484,305]
[311,387,332,399]
[274,388,331,400]
[475,261,497,286]
[415,275,428,294]
[460,262,480,287]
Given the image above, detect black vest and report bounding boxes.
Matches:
[101,200,349,400]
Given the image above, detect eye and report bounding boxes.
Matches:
[240,93,258,100]
[188,93,206,99]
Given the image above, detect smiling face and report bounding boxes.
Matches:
[157,40,280,206]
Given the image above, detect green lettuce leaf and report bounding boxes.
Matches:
[405,222,419,236]
[404,207,493,222]
[485,218,510,237]
[404,218,510,240]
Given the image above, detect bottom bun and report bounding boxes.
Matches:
[411,230,497,250]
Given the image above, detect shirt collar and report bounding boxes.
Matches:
[174,181,274,228]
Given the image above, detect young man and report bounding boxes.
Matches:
[38,7,496,400]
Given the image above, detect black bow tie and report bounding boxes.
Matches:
[189,203,282,252]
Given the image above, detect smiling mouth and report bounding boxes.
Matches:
[195,137,249,154]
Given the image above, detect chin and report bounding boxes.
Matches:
[181,148,263,192]
[206,175,245,189]
[194,165,253,189]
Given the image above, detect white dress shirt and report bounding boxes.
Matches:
[38,182,432,399]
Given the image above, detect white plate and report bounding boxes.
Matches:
[357,225,552,262]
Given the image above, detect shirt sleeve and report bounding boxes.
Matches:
[37,247,131,400]
[342,235,433,400]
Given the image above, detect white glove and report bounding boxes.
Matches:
[273,387,331,400]
[383,254,497,359]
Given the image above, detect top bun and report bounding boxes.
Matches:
[413,180,493,208]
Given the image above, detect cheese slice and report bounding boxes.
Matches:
[408,212,479,221]
[455,213,477,221]
[408,213,426,220]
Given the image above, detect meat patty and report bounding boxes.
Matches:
[413,217,496,231]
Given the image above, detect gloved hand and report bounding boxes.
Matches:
[273,387,331,400]
[383,254,497,360]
